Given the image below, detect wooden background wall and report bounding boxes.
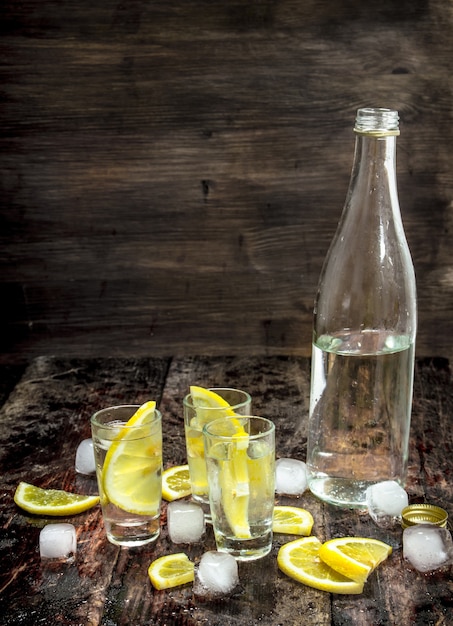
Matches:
[1,0,452,363]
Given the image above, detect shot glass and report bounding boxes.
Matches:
[203,415,275,560]
[183,388,251,517]
[91,405,162,547]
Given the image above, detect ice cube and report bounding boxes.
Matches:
[167,501,206,544]
[39,523,77,559]
[75,438,96,475]
[365,480,409,528]
[275,458,307,495]
[403,524,453,573]
[195,551,239,597]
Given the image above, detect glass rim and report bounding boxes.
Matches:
[202,415,275,440]
[183,387,252,410]
[91,404,162,429]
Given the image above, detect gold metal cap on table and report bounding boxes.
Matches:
[401,504,448,529]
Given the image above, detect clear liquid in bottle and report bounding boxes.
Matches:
[308,330,414,508]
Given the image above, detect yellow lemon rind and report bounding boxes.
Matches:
[190,386,233,410]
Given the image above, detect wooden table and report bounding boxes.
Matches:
[1,356,452,625]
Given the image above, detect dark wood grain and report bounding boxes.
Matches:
[0,0,452,363]
[0,356,452,625]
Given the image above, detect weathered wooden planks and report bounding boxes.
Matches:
[0,356,452,625]
[1,1,453,362]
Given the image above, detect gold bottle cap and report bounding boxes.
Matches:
[401,504,448,529]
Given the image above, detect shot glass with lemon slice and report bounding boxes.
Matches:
[203,415,275,560]
[91,402,162,547]
[183,387,251,518]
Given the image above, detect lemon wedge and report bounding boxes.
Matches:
[103,400,162,516]
[273,506,314,535]
[318,536,392,583]
[14,482,100,516]
[148,553,195,590]
[162,465,192,501]
[277,536,364,594]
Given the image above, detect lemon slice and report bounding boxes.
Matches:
[189,386,236,427]
[103,400,162,515]
[277,536,364,594]
[14,482,100,516]
[148,553,195,590]
[206,418,252,539]
[162,465,192,501]
[189,387,248,439]
[191,386,251,537]
[318,537,392,583]
[220,438,251,539]
[273,506,314,535]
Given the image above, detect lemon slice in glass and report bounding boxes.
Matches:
[103,401,162,516]
[148,553,195,590]
[318,536,392,583]
[192,388,251,537]
[162,465,192,501]
[220,437,251,539]
[208,421,251,539]
[14,482,100,516]
[273,506,314,535]
[277,536,364,594]
[189,386,236,427]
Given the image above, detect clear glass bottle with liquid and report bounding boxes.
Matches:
[306,107,417,508]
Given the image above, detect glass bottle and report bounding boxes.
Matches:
[306,107,417,508]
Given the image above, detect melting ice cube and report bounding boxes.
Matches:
[75,438,96,475]
[39,523,77,559]
[167,501,206,544]
[195,551,239,597]
[403,524,453,573]
[365,480,409,528]
[275,458,307,495]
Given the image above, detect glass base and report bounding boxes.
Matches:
[308,476,372,509]
[214,529,272,561]
[105,519,160,547]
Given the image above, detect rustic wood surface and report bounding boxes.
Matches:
[0,356,452,626]
[1,1,453,363]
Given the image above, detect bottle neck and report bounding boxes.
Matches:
[347,133,399,217]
